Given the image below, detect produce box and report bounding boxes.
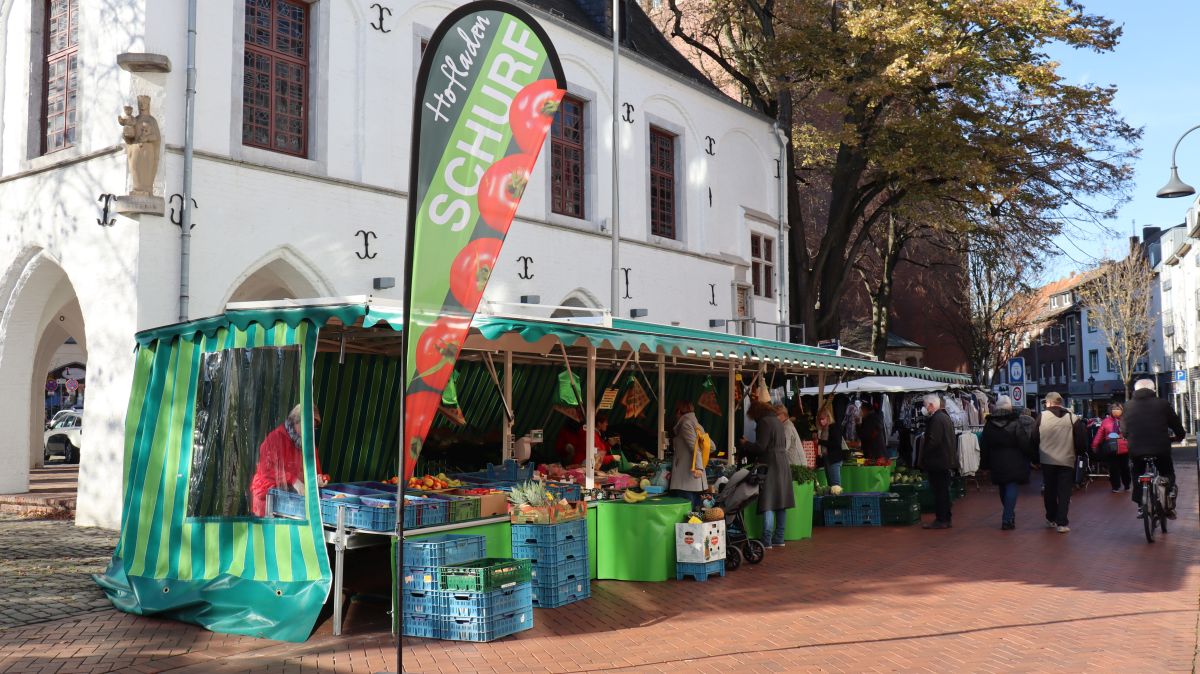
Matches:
[675,520,726,563]
[442,583,533,620]
[408,491,481,523]
[486,459,534,482]
[509,501,587,525]
[439,558,532,593]
[403,534,487,568]
[881,493,920,525]
[820,495,853,510]
[449,488,508,517]
[511,520,587,546]
[531,577,590,608]
[439,607,534,642]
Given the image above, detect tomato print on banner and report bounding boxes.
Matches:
[401,2,566,479]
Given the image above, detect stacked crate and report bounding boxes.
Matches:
[400,534,535,642]
[510,519,590,608]
[675,519,726,581]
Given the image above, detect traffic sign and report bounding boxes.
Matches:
[45,379,57,393]
[1177,370,1187,382]
[1008,358,1026,385]
[1011,385,1025,407]
[65,378,78,393]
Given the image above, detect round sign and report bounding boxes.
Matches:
[45,379,58,393]
[1012,385,1024,406]
[65,378,78,393]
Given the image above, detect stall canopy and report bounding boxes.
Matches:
[95,298,968,642]
[797,375,963,395]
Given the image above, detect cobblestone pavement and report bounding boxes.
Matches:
[0,514,117,630]
[1,451,1198,673]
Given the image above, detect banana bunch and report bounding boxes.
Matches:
[622,488,649,503]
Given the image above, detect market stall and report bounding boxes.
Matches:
[95,297,970,642]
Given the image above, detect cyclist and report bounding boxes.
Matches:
[1121,379,1185,519]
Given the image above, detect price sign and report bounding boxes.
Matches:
[598,387,619,411]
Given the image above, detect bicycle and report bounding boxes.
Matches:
[1138,456,1170,543]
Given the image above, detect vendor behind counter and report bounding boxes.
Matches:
[554,413,617,468]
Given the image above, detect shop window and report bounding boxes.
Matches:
[750,233,775,298]
[188,345,304,519]
[649,127,676,239]
[243,0,309,156]
[551,95,585,218]
[42,0,79,154]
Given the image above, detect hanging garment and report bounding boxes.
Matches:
[957,432,981,475]
[880,395,894,444]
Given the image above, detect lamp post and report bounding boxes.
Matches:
[1088,375,1096,418]
[1157,124,1200,198]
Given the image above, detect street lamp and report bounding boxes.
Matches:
[1088,375,1096,417]
[1157,124,1200,198]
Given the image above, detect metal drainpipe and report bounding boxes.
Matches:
[179,0,197,321]
[773,123,789,337]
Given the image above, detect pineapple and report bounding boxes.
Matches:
[508,481,551,510]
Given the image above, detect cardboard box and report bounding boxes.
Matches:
[675,520,725,563]
[448,489,508,518]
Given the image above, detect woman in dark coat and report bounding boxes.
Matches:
[746,401,795,548]
[858,402,886,460]
[979,395,1037,530]
[818,396,847,486]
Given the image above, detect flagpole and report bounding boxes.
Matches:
[610,0,621,319]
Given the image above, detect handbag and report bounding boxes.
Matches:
[1098,433,1120,457]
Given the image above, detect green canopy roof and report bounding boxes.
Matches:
[132,298,969,384]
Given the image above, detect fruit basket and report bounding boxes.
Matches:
[439,558,532,593]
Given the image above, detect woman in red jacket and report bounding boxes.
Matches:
[554,413,615,468]
[250,405,324,517]
[1091,402,1130,493]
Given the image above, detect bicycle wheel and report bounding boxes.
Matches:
[1143,483,1155,543]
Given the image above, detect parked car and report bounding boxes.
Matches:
[44,411,82,464]
[45,407,80,430]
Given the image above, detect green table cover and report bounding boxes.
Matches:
[817,464,894,493]
[406,519,513,558]
[593,497,692,582]
[743,481,814,541]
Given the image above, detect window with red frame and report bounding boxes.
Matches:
[243,0,309,156]
[649,127,676,239]
[43,0,79,154]
[551,95,585,218]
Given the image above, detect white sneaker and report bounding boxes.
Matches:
[1056,525,1070,533]
[1045,519,1056,528]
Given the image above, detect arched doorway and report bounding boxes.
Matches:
[550,289,603,319]
[0,251,86,493]
[224,247,332,304]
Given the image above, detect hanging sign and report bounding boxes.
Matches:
[401,1,566,477]
[598,387,620,411]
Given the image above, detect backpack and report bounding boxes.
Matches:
[693,430,713,468]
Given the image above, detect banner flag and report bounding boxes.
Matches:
[401,1,566,478]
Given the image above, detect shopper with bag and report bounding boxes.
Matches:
[1035,392,1088,533]
[1091,402,1131,492]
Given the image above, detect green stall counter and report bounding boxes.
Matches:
[593,497,692,582]
[743,481,815,541]
[816,464,894,493]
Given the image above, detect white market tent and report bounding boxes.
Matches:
[797,375,958,395]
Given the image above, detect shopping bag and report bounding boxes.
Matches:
[1097,433,1120,457]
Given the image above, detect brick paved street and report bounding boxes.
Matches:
[0,513,116,630]
[1,452,1198,673]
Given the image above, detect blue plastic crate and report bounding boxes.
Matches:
[268,488,306,519]
[543,481,582,502]
[511,520,587,546]
[320,498,395,532]
[510,538,587,566]
[531,578,590,608]
[323,483,390,499]
[402,495,449,529]
[401,590,444,616]
[486,459,534,482]
[442,583,532,619]
[676,559,726,582]
[439,608,534,642]
[851,508,882,527]
[529,556,588,586]
[401,613,440,639]
[401,566,440,591]
[403,534,487,568]
[823,508,853,527]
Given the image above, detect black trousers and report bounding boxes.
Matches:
[1107,454,1131,490]
[928,469,952,523]
[1131,454,1176,505]
[1043,464,1073,526]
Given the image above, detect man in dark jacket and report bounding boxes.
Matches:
[920,394,958,529]
[1122,379,1185,516]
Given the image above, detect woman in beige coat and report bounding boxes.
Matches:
[669,401,709,508]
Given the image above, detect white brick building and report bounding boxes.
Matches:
[0,0,785,527]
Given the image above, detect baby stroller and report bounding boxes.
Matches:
[715,465,767,570]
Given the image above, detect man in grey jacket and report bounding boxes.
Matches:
[1035,392,1086,533]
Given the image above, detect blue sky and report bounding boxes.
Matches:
[1040,0,1199,281]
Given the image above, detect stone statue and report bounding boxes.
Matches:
[118,95,161,197]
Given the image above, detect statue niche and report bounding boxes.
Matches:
[118,95,161,197]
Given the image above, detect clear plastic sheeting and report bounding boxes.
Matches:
[188,346,302,519]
